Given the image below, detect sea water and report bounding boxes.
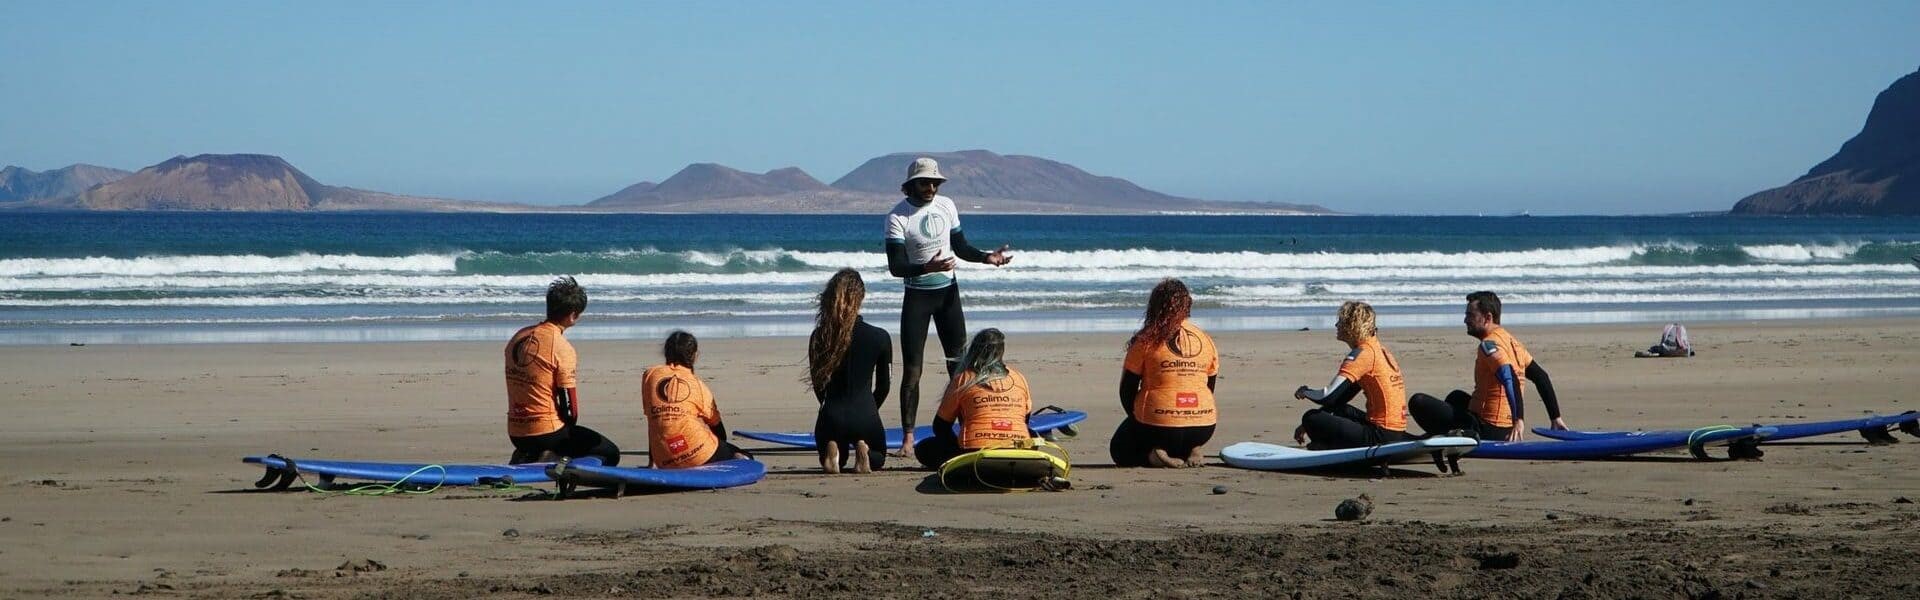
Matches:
[2,212,1917,345]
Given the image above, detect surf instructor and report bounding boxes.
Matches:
[885,157,1012,457]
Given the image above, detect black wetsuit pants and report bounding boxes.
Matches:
[1109,418,1216,467]
[508,424,621,466]
[815,405,888,471]
[1408,390,1513,440]
[913,435,968,469]
[1301,404,1414,449]
[899,284,967,431]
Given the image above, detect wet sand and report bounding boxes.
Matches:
[3,318,1917,598]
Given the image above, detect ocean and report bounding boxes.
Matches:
[3,211,1918,345]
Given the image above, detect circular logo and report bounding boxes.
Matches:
[918,212,947,238]
[1171,329,1205,358]
[509,336,540,367]
[983,376,1015,394]
[656,376,694,404]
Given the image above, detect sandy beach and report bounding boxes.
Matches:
[3,318,1918,598]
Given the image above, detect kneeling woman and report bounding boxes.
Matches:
[807,269,892,474]
[1293,302,1413,449]
[642,331,750,468]
[914,329,1032,468]
[1111,279,1220,468]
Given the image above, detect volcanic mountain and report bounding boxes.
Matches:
[1733,68,1920,215]
[0,164,130,202]
[37,154,497,211]
[589,163,833,208]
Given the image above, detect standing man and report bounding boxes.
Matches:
[1408,291,1568,442]
[504,276,622,465]
[885,157,1012,457]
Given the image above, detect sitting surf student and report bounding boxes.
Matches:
[1110,278,1220,468]
[807,269,892,474]
[641,331,750,469]
[914,328,1033,469]
[1292,301,1414,450]
[1408,291,1567,442]
[504,276,621,466]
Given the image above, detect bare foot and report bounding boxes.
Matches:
[821,442,841,475]
[854,440,873,474]
[1184,447,1207,468]
[1148,448,1179,468]
[891,432,917,459]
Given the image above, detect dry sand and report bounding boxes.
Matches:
[3,318,1918,598]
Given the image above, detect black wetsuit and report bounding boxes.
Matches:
[508,424,621,466]
[1299,380,1414,449]
[811,317,892,470]
[1108,370,1218,466]
[1409,361,1561,439]
[887,231,990,434]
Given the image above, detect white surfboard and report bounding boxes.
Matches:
[1221,437,1479,471]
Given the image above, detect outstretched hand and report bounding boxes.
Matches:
[1293,385,1311,400]
[1505,418,1527,442]
[986,244,1013,266]
[1293,425,1310,445]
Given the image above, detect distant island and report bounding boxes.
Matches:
[1733,67,1920,215]
[2,150,1328,215]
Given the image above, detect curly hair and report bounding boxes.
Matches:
[1131,278,1193,354]
[807,269,866,394]
[1336,301,1377,343]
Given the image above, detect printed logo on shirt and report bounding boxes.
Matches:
[918,212,948,238]
[666,435,689,453]
[1172,329,1205,359]
[990,418,1015,431]
[510,336,539,367]
[656,377,694,404]
[1176,392,1200,408]
[983,377,1014,393]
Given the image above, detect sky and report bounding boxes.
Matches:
[3,1,1918,215]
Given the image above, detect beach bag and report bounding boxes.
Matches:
[1637,323,1693,357]
[937,437,1071,493]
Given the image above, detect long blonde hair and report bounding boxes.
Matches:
[807,269,866,394]
[1336,301,1377,344]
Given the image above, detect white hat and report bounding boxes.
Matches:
[904,157,947,184]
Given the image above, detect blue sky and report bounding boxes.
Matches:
[3,1,1917,214]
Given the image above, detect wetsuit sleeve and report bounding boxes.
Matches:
[885,241,925,278]
[556,387,578,426]
[932,415,958,442]
[949,229,990,263]
[1498,364,1523,420]
[1119,370,1142,418]
[1526,361,1561,420]
[710,421,728,440]
[1207,375,1217,392]
[1302,377,1358,406]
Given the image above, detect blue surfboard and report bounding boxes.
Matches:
[1534,413,1918,444]
[242,455,593,488]
[545,458,765,495]
[735,409,1088,450]
[1467,425,1775,460]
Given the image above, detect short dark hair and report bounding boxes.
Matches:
[546,276,587,321]
[1466,290,1501,323]
[664,330,698,368]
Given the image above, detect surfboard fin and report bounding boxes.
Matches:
[1859,427,1900,445]
[1727,438,1764,460]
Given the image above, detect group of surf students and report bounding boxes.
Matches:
[501,157,1571,474]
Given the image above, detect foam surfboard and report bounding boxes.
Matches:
[1534,412,1919,444]
[545,458,765,497]
[242,455,594,489]
[1221,437,1479,471]
[1468,425,1775,460]
[735,409,1088,450]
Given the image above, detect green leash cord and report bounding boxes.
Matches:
[300,464,449,496]
[1685,425,1739,450]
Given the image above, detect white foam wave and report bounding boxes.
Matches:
[1739,243,1863,262]
[0,253,464,277]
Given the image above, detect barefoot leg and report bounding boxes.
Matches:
[821,441,841,475]
[1148,448,1178,468]
[854,440,873,474]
